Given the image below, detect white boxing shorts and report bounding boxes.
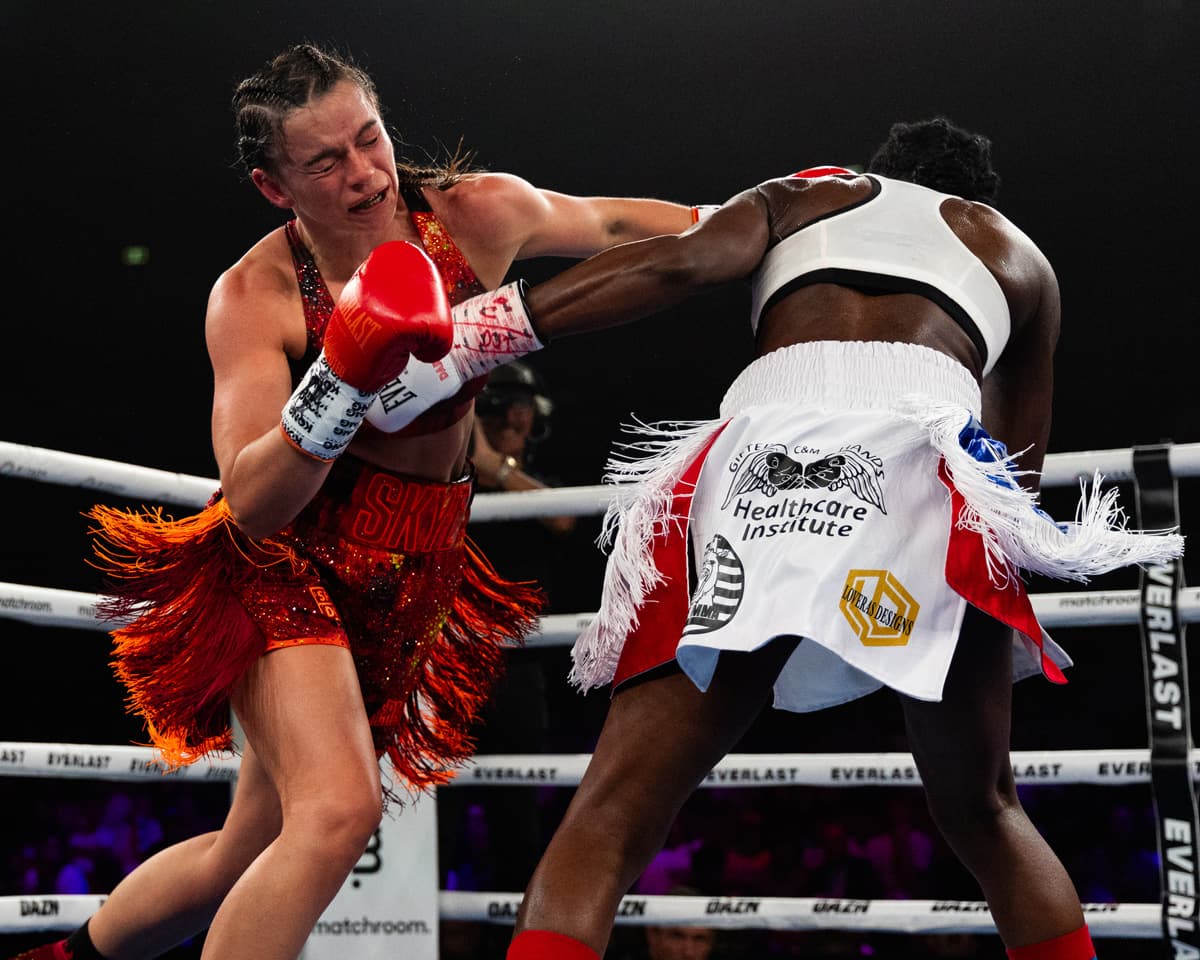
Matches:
[571,340,1183,711]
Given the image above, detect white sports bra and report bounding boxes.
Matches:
[750,175,1010,376]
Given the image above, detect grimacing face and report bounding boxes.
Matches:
[268,81,400,234]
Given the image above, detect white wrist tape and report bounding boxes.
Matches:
[280,352,376,461]
[691,204,721,222]
[364,355,466,433]
[448,281,543,382]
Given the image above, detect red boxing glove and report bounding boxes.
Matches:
[323,240,453,392]
[281,241,454,461]
[791,165,855,178]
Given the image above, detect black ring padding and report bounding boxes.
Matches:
[1131,444,1199,951]
[1133,444,1178,531]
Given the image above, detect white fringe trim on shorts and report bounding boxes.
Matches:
[902,397,1185,590]
[569,416,725,691]
[570,341,1185,691]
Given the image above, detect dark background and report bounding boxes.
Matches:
[1,2,1196,957]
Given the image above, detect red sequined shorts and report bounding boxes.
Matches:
[89,456,543,791]
[248,457,475,662]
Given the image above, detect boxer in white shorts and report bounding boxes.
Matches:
[450,118,1184,960]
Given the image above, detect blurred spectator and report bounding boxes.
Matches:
[471,360,576,542]
[802,819,885,899]
[636,807,708,895]
[862,795,934,898]
[637,835,706,896]
[443,802,495,891]
[12,843,42,895]
[645,924,716,960]
[1070,802,1159,903]
[68,791,165,878]
[53,852,97,895]
[644,886,717,960]
[1,782,226,897]
[720,807,772,896]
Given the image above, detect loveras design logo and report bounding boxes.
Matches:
[839,569,920,646]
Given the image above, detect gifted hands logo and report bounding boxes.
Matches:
[722,443,886,512]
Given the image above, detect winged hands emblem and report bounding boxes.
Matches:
[721,443,886,513]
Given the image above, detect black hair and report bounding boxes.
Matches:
[866,116,1000,203]
[477,360,553,444]
[231,43,471,187]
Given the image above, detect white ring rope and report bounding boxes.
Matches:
[0,742,1180,788]
[0,892,1161,937]
[3,440,1199,516]
[2,582,1196,638]
[439,893,1156,937]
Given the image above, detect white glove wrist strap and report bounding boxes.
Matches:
[449,281,543,381]
[280,352,376,462]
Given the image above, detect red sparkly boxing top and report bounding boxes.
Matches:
[284,184,489,436]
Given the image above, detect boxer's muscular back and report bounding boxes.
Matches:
[753,175,1056,383]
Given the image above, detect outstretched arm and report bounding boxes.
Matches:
[511,186,700,258]
[363,189,770,436]
[434,173,700,286]
[525,186,771,341]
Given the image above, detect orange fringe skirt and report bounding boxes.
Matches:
[88,456,543,795]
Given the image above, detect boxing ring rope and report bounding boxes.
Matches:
[4,439,1200,516]
[0,742,1185,789]
[0,438,1195,942]
[2,581,1197,638]
[0,893,1161,938]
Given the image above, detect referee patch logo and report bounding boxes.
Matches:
[839,569,920,646]
[684,534,744,634]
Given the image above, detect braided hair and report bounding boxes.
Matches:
[232,44,468,188]
[866,116,1000,204]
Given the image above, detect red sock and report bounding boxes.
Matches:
[507,929,602,960]
[11,941,72,960]
[1007,925,1096,960]
[14,922,109,960]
